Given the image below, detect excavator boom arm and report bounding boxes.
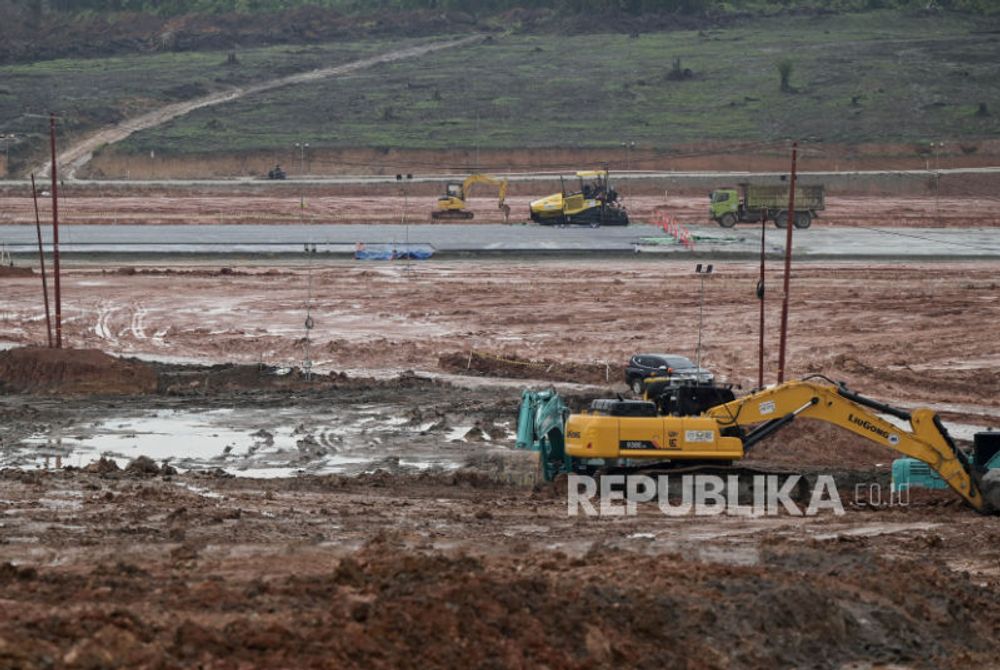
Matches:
[706,380,987,511]
[461,174,508,207]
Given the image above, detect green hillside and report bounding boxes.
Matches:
[0,37,425,173]
[114,11,1000,155]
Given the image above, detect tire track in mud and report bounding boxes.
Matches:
[93,300,118,345]
[130,303,148,340]
[32,35,484,179]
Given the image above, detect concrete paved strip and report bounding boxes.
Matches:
[1,224,998,258]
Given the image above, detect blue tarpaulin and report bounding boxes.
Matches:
[354,244,434,261]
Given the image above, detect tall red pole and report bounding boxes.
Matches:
[777,142,797,383]
[49,113,62,349]
[30,174,53,348]
[757,209,766,388]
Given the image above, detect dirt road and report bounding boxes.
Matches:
[30,35,483,180]
[3,193,999,227]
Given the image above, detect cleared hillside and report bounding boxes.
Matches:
[0,37,430,175]
[108,11,1000,158]
[3,8,1000,178]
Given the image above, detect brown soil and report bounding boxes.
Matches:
[0,265,33,277]
[2,260,996,419]
[3,190,998,227]
[0,347,156,395]
[745,420,901,470]
[439,350,612,385]
[0,227,997,664]
[80,140,1000,179]
[154,361,352,395]
[0,466,998,669]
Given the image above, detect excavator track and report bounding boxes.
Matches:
[431,210,474,220]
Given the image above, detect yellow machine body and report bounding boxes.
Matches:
[528,169,629,226]
[566,414,744,461]
[530,192,599,219]
[562,380,995,512]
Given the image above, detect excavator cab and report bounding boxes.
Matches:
[645,381,737,417]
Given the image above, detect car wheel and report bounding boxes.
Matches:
[719,213,737,228]
[631,378,644,395]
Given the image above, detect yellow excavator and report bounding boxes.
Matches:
[519,377,1000,513]
[432,173,510,221]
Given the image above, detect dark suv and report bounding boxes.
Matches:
[625,354,714,394]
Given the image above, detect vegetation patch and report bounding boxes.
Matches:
[114,11,1000,155]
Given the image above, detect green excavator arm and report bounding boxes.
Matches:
[515,389,571,482]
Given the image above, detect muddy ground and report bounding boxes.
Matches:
[2,430,1000,668]
[1,259,997,415]
[2,374,1000,669]
[2,257,1000,667]
[2,193,999,227]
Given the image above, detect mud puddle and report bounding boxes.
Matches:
[3,403,513,477]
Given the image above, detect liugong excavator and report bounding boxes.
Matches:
[518,377,1000,513]
[432,173,510,221]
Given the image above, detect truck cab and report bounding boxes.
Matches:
[709,188,739,225]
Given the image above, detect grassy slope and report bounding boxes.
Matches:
[112,10,1000,155]
[0,37,424,169]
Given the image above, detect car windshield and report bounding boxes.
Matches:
[711,191,731,203]
[652,356,695,369]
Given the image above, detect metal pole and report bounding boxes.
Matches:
[30,174,53,348]
[49,112,62,349]
[777,142,797,383]
[757,210,766,388]
[697,274,704,371]
[934,142,941,226]
[303,255,313,381]
[403,184,409,265]
[296,142,308,218]
[695,264,713,372]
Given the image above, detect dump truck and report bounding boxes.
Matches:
[710,183,824,229]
